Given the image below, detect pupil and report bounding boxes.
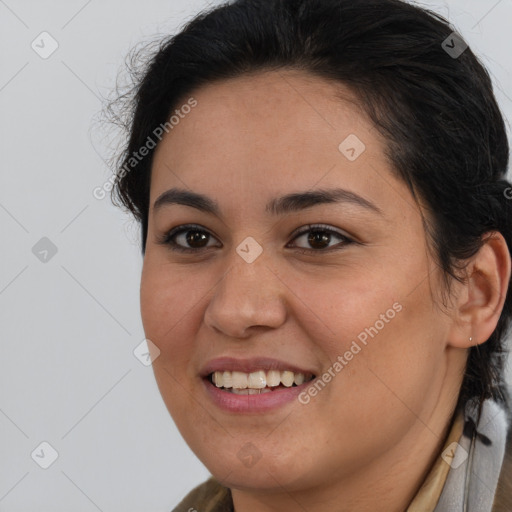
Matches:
[308,231,330,249]
[186,230,208,247]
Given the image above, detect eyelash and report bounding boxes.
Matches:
[157,223,354,255]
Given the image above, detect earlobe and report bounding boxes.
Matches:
[447,232,511,349]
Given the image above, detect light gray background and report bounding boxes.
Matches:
[1,0,511,511]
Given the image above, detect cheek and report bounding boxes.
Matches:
[141,256,200,327]
[140,260,206,369]
[279,262,403,355]
[139,260,205,425]
[341,283,444,432]
[288,258,445,415]
[281,274,445,477]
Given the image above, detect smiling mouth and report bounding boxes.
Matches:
[208,369,315,394]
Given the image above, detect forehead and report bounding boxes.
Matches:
[149,69,409,218]
[154,69,373,166]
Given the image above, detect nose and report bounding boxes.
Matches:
[203,256,288,339]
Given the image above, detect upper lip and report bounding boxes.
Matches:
[200,357,316,378]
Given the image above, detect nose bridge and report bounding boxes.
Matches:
[204,252,287,337]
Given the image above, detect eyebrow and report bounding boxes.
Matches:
[152,187,382,216]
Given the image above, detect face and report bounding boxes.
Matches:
[140,70,464,495]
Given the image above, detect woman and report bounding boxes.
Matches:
[110,0,512,509]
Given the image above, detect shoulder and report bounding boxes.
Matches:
[172,477,233,512]
[493,403,512,511]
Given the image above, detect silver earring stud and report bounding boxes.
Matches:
[469,337,473,342]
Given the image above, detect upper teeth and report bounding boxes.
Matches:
[212,370,308,389]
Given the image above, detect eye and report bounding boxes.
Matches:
[158,223,353,254]
[287,224,353,253]
[158,224,221,253]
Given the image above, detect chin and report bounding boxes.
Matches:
[212,463,307,493]
[193,440,316,493]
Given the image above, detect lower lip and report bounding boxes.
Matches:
[203,378,312,413]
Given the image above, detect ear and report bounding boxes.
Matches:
[448,231,511,349]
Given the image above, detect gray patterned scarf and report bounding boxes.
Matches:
[434,397,510,511]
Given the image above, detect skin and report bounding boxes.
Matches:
[140,70,511,511]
